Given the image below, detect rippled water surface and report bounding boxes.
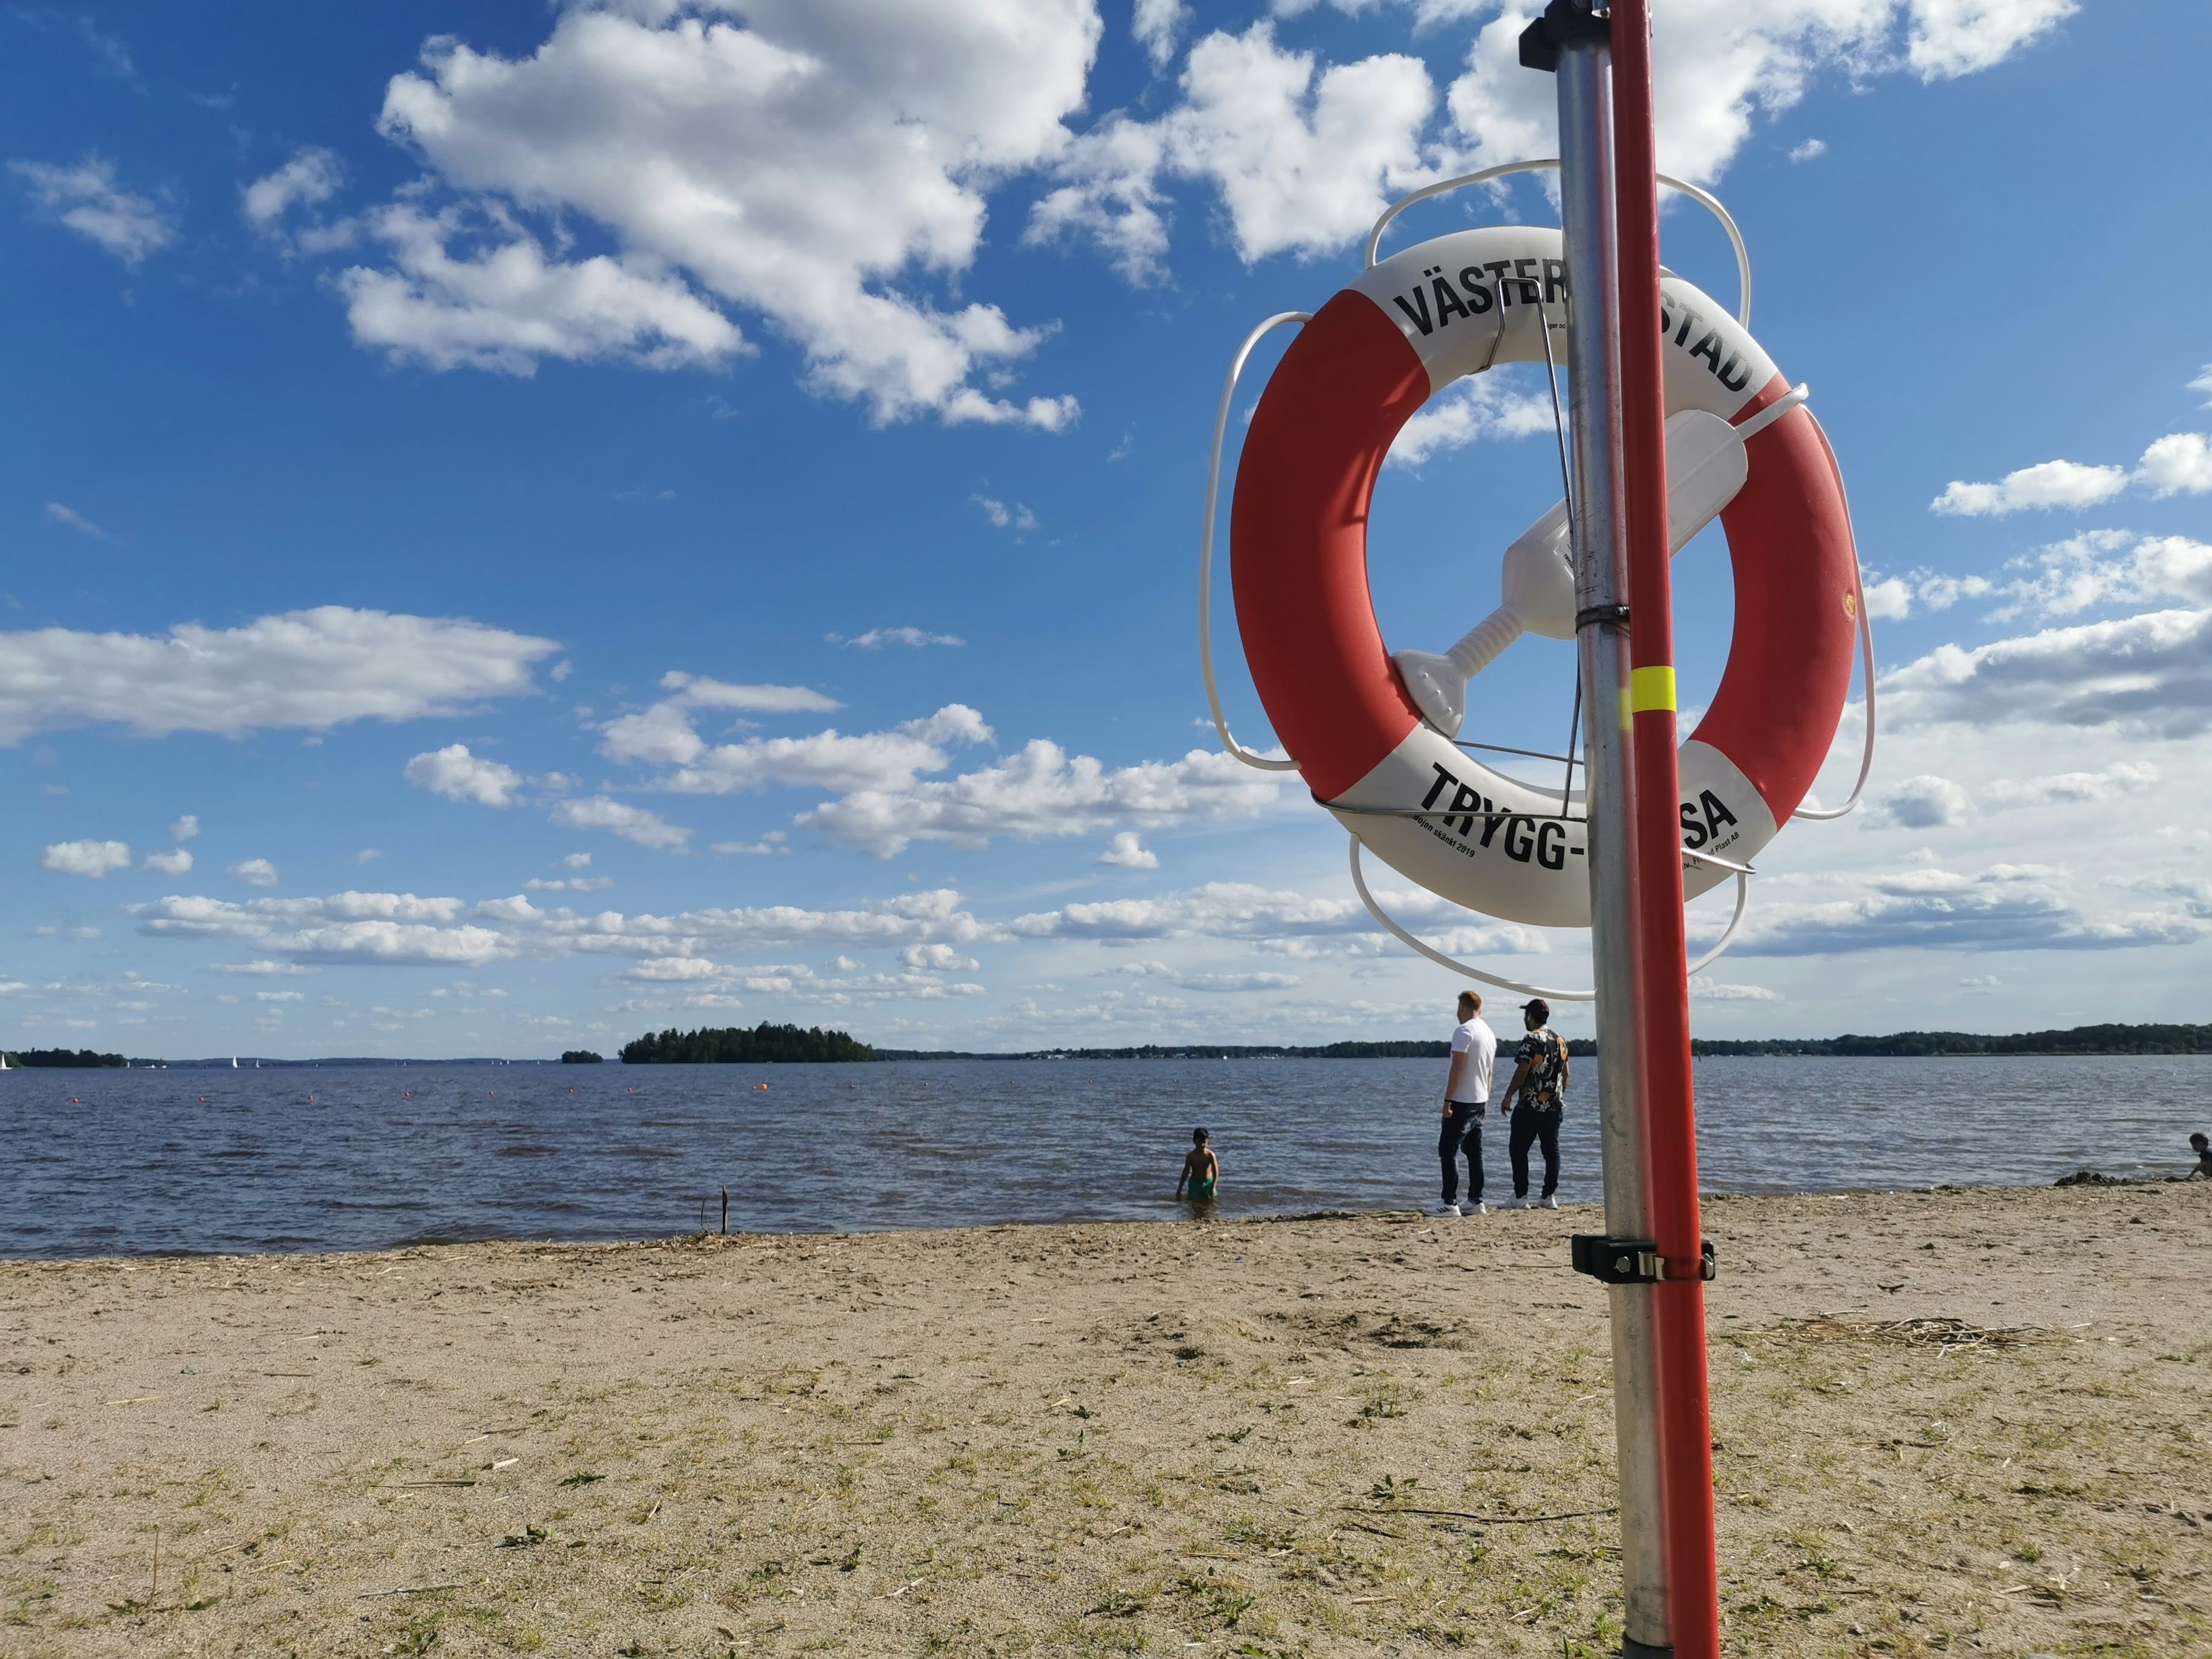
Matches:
[2,1055,2205,1259]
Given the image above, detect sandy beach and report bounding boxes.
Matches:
[2,1181,2206,1658]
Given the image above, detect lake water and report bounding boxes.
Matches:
[2,1056,2205,1260]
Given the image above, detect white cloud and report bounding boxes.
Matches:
[0,605,556,745]
[559,852,592,868]
[522,875,616,892]
[1884,607,2212,737]
[403,743,527,807]
[10,156,177,264]
[902,942,981,971]
[241,147,343,229]
[339,201,743,375]
[830,627,964,649]
[1932,459,2129,516]
[1133,0,1187,68]
[1005,878,1543,955]
[1031,22,1433,279]
[1862,576,1913,621]
[605,685,993,798]
[1787,138,1826,161]
[1933,433,2212,517]
[2137,432,2212,498]
[1983,759,2157,809]
[1442,2,2073,192]
[41,839,131,878]
[1386,372,1556,467]
[797,740,1285,857]
[1735,859,2198,957]
[1180,971,1302,991]
[2194,365,2212,406]
[228,858,281,888]
[2002,531,2212,619]
[973,495,1037,532]
[43,502,109,540]
[1688,976,1781,1000]
[711,835,789,856]
[351,848,385,864]
[350,0,1089,426]
[550,795,692,850]
[132,884,989,971]
[142,848,194,876]
[209,960,319,976]
[1097,831,1159,869]
[1867,773,1971,828]
[171,815,200,842]
[660,672,842,715]
[255,990,306,1003]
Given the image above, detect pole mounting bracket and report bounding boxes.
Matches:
[1575,603,1631,632]
[1570,1235,1717,1283]
[1518,0,1611,73]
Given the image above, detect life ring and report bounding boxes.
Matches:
[1229,225,1858,929]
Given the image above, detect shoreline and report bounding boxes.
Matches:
[3,1183,2206,1656]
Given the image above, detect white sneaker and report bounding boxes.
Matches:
[1498,1196,1525,1210]
[1465,1201,1487,1216]
[1427,1203,1460,1218]
[1537,1195,1559,1210]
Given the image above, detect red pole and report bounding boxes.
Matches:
[1608,5,1723,1656]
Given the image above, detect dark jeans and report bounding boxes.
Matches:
[1440,1103,1484,1205]
[1510,1104,1562,1199]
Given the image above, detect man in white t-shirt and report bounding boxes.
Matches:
[1432,989,1497,1217]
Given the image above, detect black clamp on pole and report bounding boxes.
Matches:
[1518,0,1611,73]
[1575,603,1631,632]
[1571,1234,1717,1283]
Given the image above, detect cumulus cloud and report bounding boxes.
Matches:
[1688,975,1782,1000]
[1787,138,1827,162]
[228,858,281,887]
[339,200,744,375]
[1006,878,1544,956]
[403,743,527,807]
[973,496,1037,532]
[340,0,1089,425]
[41,839,131,878]
[1931,459,2128,517]
[131,884,988,970]
[1983,759,2157,809]
[209,959,319,976]
[550,795,692,850]
[901,942,981,972]
[142,848,194,876]
[1867,774,1971,829]
[2002,532,2212,619]
[1387,372,1557,467]
[1030,22,1433,279]
[1097,831,1159,868]
[829,627,964,649]
[0,606,556,746]
[171,815,200,842]
[1883,607,2212,737]
[1132,0,1187,68]
[796,740,1285,857]
[1736,860,2199,957]
[1933,431,2212,516]
[241,146,346,238]
[10,155,177,264]
[1442,2,2073,191]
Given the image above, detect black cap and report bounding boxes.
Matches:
[1521,998,1551,1023]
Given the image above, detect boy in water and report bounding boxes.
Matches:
[1177,1128,1219,1203]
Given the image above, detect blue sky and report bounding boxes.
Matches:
[5,0,2209,1058]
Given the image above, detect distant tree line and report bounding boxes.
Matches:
[1688,1021,2212,1057]
[619,1023,877,1064]
[6,1048,128,1068]
[560,1050,604,1064]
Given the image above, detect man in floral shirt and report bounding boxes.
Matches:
[1497,998,1570,1209]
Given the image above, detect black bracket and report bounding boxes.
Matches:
[1518,0,1611,73]
[1575,603,1631,632]
[1571,1234,1717,1284]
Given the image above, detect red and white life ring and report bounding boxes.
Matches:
[1229,225,1858,929]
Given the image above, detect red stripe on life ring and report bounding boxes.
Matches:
[1690,376,1858,823]
[1230,290,1429,801]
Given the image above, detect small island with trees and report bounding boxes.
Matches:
[619,1023,876,1064]
[560,1050,604,1064]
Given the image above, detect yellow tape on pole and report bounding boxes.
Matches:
[1630,665,1676,714]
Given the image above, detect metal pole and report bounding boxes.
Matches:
[1609,2,1724,1653]
[1526,6,1671,1652]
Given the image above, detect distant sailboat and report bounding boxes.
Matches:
[0,1053,10,1070]
[232,1056,238,1069]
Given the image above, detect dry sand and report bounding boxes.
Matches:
[2,1182,2206,1658]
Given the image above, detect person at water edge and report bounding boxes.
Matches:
[2189,1131,2211,1180]
[1433,990,1497,1218]
[1177,1128,1219,1203]
[1498,998,1570,1209]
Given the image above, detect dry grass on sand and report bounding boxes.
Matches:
[2,1182,2207,1657]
